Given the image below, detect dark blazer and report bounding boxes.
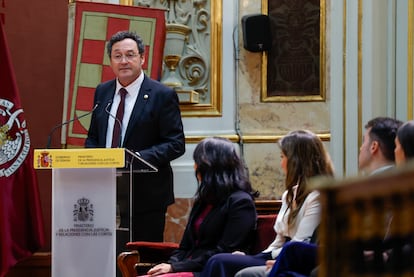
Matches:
[85,75,185,211]
[168,190,257,274]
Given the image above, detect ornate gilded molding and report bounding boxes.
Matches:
[408,0,413,119]
[185,133,331,144]
[358,0,362,148]
[120,0,133,5]
[343,0,347,175]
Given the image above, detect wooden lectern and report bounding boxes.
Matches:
[34,148,157,277]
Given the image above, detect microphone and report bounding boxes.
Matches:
[45,102,99,149]
[105,101,123,148]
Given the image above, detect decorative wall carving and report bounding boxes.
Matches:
[136,0,222,116]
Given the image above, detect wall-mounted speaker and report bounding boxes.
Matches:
[241,14,271,52]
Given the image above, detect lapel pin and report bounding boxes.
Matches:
[144,94,149,99]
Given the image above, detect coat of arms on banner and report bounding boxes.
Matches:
[0,98,30,177]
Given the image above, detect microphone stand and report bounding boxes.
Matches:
[45,103,99,149]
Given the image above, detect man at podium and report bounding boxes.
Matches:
[85,30,185,242]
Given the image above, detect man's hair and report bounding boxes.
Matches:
[106,30,145,57]
[365,117,403,161]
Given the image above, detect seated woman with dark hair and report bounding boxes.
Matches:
[139,137,258,277]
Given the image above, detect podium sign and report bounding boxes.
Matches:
[34,148,125,277]
[33,148,125,169]
[52,168,115,277]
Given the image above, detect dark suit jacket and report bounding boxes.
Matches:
[168,191,257,273]
[85,75,185,211]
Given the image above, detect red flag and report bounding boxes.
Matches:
[0,18,45,276]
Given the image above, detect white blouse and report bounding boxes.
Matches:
[263,186,321,259]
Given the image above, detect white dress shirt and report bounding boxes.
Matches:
[105,73,144,148]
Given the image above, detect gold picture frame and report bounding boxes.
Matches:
[261,0,326,102]
[179,0,222,117]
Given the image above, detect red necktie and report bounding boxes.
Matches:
[111,88,127,148]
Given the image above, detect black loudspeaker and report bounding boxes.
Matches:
[241,14,271,52]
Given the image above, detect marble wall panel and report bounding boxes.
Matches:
[164,198,193,243]
[243,143,286,199]
[238,0,331,198]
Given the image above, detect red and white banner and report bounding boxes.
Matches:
[0,17,45,276]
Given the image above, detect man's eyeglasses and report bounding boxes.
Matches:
[111,53,139,62]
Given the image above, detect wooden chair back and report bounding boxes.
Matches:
[316,163,414,277]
